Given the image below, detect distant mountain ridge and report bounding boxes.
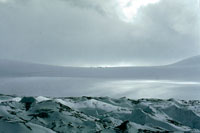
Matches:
[0,55,199,81]
[171,55,200,66]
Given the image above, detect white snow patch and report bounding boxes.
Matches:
[36,96,50,102]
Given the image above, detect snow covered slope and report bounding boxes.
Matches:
[0,55,199,81]
[0,56,199,98]
[171,55,200,67]
[0,94,200,132]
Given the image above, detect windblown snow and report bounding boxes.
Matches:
[0,94,200,132]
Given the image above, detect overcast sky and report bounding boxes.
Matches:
[0,0,199,66]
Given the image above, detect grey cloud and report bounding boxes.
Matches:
[0,0,199,66]
[59,0,110,15]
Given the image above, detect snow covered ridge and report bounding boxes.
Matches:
[0,94,200,133]
[0,55,200,81]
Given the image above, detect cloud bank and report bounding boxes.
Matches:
[0,0,199,66]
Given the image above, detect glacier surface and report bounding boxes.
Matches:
[0,94,200,132]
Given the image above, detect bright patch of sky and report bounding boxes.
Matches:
[0,0,7,3]
[118,0,160,22]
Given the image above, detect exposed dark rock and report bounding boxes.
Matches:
[20,97,36,111]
